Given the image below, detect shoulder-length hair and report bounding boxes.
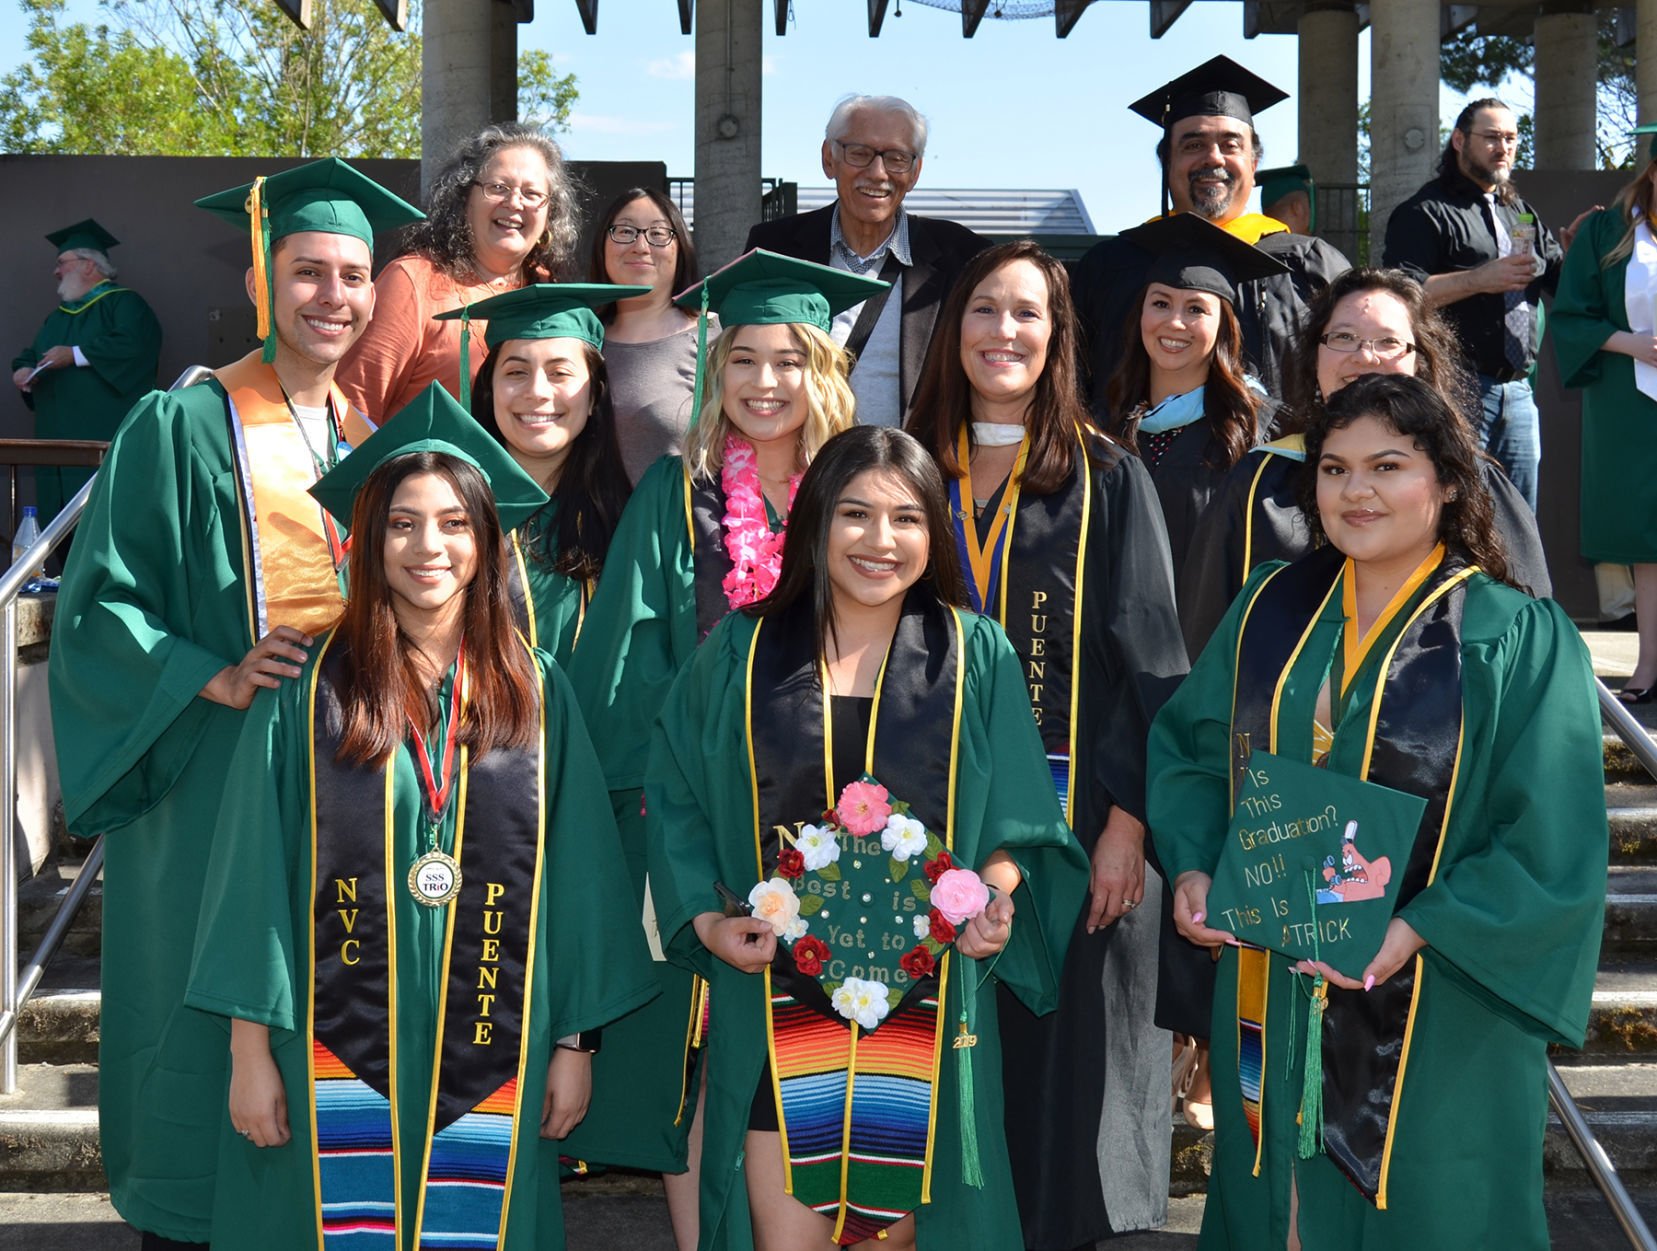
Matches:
[1603,162,1657,269]
[472,342,633,582]
[586,187,699,318]
[749,426,968,664]
[396,122,580,283]
[1300,373,1513,585]
[1102,285,1259,471]
[905,240,1092,495]
[1440,96,1516,206]
[682,321,856,480]
[1280,266,1478,433]
[334,452,540,765]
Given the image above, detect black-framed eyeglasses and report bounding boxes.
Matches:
[1319,332,1416,360]
[472,180,549,209]
[606,224,677,248]
[832,140,918,175]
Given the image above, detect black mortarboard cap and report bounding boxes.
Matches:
[1118,213,1290,305]
[1128,56,1288,130]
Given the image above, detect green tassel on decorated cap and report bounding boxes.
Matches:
[672,247,889,427]
[1635,121,1657,163]
[46,218,120,255]
[433,282,650,410]
[308,380,548,533]
[195,158,424,366]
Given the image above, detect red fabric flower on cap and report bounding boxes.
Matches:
[792,935,830,976]
[777,848,805,879]
[928,909,957,945]
[923,850,955,884]
[900,945,936,979]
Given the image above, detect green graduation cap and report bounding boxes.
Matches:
[1118,213,1290,305]
[1635,121,1657,163]
[195,157,424,364]
[432,282,650,408]
[46,219,119,255]
[309,380,548,533]
[1258,163,1316,233]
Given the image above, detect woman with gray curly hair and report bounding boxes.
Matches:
[336,122,579,419]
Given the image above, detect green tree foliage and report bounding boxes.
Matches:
[0,0,578,158]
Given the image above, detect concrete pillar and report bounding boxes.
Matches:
[1640,0,1657,124]
[1534,5,1597,169]
[1296,2,1359,258]
[422,0,514,199]
[1369,0,1440,261]
[490,2,519,128]
[694,0,764,271]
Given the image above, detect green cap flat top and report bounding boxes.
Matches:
[1119,213,1290,305]
[194,157,424,247]
[1635,121,1657,161]
[433,283,651,351]
[1257,164,1314,207]
[309,381,548,532]
[46,219,119,254]
[673,248,889,333]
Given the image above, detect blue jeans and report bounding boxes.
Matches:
[1476,374,1540,512]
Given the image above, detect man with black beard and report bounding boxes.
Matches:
[1383,97,1587,510]
[1073,57,1349,406]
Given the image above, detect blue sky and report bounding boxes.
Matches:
[0,1,1450,229]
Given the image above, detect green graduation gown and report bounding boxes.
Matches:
[11,280,162,522]
[48,379,324,1241]
[508,501,586,668]
[1148,555,1606,1250]
[1550,207,1657,562]
[183,641,656,1251]
[645,605,1089,1251]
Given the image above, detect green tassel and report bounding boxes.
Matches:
[458,310,473,409]
[1297,869,1326,1159]
[688,280,710,429]
[956,993,983,1188]
[259,212,277,365]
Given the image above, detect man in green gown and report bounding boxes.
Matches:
[49,162,422,1249]
[10,219,162,524]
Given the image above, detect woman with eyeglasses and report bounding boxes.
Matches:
[1179,267,1550,660]
[337,123,579,421]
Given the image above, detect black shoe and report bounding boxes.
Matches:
[1619,684,1657,705]
[1603,612,1640,632]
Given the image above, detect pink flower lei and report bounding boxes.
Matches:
[720,435,800,609]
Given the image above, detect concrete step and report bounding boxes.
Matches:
[15,988,99,1067]
[1603,865,1657,958]
[0,1064,103,1192]
[15,854,101,962]
[1605,732,1655,786]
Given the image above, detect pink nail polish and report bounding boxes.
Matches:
[1363,974,1375,992]
[1192,912,1205,924]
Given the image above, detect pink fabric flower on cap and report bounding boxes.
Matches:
[836,780,892,837]
[930,867,990,926]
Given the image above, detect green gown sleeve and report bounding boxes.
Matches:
[1399,595,1607,1047]
[77,289,164,397]
[1550,208,1627,389]
[48,387,248,834]
[570,455,698,789]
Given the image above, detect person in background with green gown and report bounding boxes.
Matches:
[1148,372,1605,1250]
[10,218,162,527]
[646,424,1088,1249]
[47,160,423,1251]
[433,282,647,665]
[1551,123,1657,704]
[184,383,657,1251]
[569,249,883,1248]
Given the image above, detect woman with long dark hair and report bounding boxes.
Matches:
[906,239,1188,1247]
[1149,372,1604,1250]
[435,282,646,664]
[587,187,712,481]
[184,384,655,1250]
[646,424,1087,1250]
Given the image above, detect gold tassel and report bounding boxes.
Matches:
[246,177,276,364]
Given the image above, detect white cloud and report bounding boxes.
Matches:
[762,55,777,77]
[645,51,696,80]
[568,113,678,137]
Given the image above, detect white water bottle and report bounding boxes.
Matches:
[11,506,45,590]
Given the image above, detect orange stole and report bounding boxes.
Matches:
[215,353,373,641]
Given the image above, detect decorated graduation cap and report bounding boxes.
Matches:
[1635,121,1657,163]
[433,282,649,408]
[671,248,890,427]
[1119,212,1290,306]
[195,157,424,366]
[309,380,548,533]
[47,219,119,255]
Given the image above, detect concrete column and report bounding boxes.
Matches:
[694,0,764,271]
[421,0,500,198]
[1534,5,1597,169]
[1297,2,1359,257]
[1640,0,1657,124]
[1369,0,1440,261]
[490,1,519,128]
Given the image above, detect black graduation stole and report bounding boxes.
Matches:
[306,633,547,1249]
[1229,544,1475,1206]
[745,591,965,1243]
[686,465,736,639]
[983,429,1094,824]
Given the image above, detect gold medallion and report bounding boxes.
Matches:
[408,849,462,907]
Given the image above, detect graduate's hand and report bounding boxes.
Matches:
[694,912,777,973]
[39,345,76,370]
[201,626,314,709]
[540,1047,593,1140]
[1295,917,1426,991]
[10,367,32,392]
[1085,807,1146,933]
[228,1019,290,1148]
[1171,871,1237,950]
[957,888,1016,959]
[1608,331,1657,367]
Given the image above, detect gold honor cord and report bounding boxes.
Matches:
[954,424,1028,609]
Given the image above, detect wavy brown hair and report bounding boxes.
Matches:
[1102,286,1259,471]
[1301,373,1513,586]
[334,453,540,766]
[906,241,1093,495]
[1603,162,1657,269]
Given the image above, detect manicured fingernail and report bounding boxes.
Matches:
[1363,974,1375,992]
[1224,935,1239,946]
[1191,912,1205,924]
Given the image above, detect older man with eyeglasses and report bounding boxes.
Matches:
[743,93,989,426]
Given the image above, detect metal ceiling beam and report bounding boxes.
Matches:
[1149,0,1190,37]
[272,0,311,31]
[679,0,693,36]
[574,0,597,34]
[1056,0,1093,38]
[776,0,789,35]
[371,0,408,31]
[868,0,890,37]
[962,0,990,37]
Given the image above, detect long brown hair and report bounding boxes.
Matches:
[1102,286,1259,470]
[335,452,540,765]
[905,241,1092,495]
[1604,162,1657,269]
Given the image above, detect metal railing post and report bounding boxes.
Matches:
[1,593,17,1094]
